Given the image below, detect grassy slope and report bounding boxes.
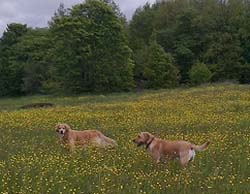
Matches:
[0,84,250,193]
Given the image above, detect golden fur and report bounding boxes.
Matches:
[56,123,117,150]
[133,132,209,167]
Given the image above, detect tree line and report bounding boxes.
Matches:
[0,0,250,96]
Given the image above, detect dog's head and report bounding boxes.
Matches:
[55,123,71,137]
[133,132,155,147]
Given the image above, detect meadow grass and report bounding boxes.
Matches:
[0,84,250,194]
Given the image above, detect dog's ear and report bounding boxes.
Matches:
[55,124,60,132]
[143,132,150,140]
[145,132,154,144]
[64,124,71,132]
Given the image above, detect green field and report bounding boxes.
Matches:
[0,84,250,194]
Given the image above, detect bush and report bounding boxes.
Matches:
[189,63,212,85]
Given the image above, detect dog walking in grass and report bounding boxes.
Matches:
[56,123,117,150]
[133,132,209,167]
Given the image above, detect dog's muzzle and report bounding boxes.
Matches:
[137,142,144,147]
[133,139,144,147]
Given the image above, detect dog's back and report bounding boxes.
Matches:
[68,129,117,147]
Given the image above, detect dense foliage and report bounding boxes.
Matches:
[48,0,134,93]
[129,0,250,84]
[1,0,250,96]
[143,36,179,88]
[189,63,212,85]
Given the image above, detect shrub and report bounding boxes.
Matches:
[189,63,212,85]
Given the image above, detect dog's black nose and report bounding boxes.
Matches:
[60,131,64,134]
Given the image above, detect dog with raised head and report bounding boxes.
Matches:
[133,132,209,167]
[56,123,117,150]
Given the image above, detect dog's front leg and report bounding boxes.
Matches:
[151,152,161,164]
[68,141,75,152]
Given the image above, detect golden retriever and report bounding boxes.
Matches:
[56,123,117,150]
[133,132,209,167]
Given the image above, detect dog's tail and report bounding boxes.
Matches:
[102,136,118,147]
[192,141,210,151]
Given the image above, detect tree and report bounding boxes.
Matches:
[235,1,250,64]
[49,0,134,93]
[174,8,202,83]
[143,37,179,89]
[129,0,250,85]
[0,23,29,96]
[203,32,243,81]
[239,63,250,84]
[129,3,155,50]
[14,28,52,94]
